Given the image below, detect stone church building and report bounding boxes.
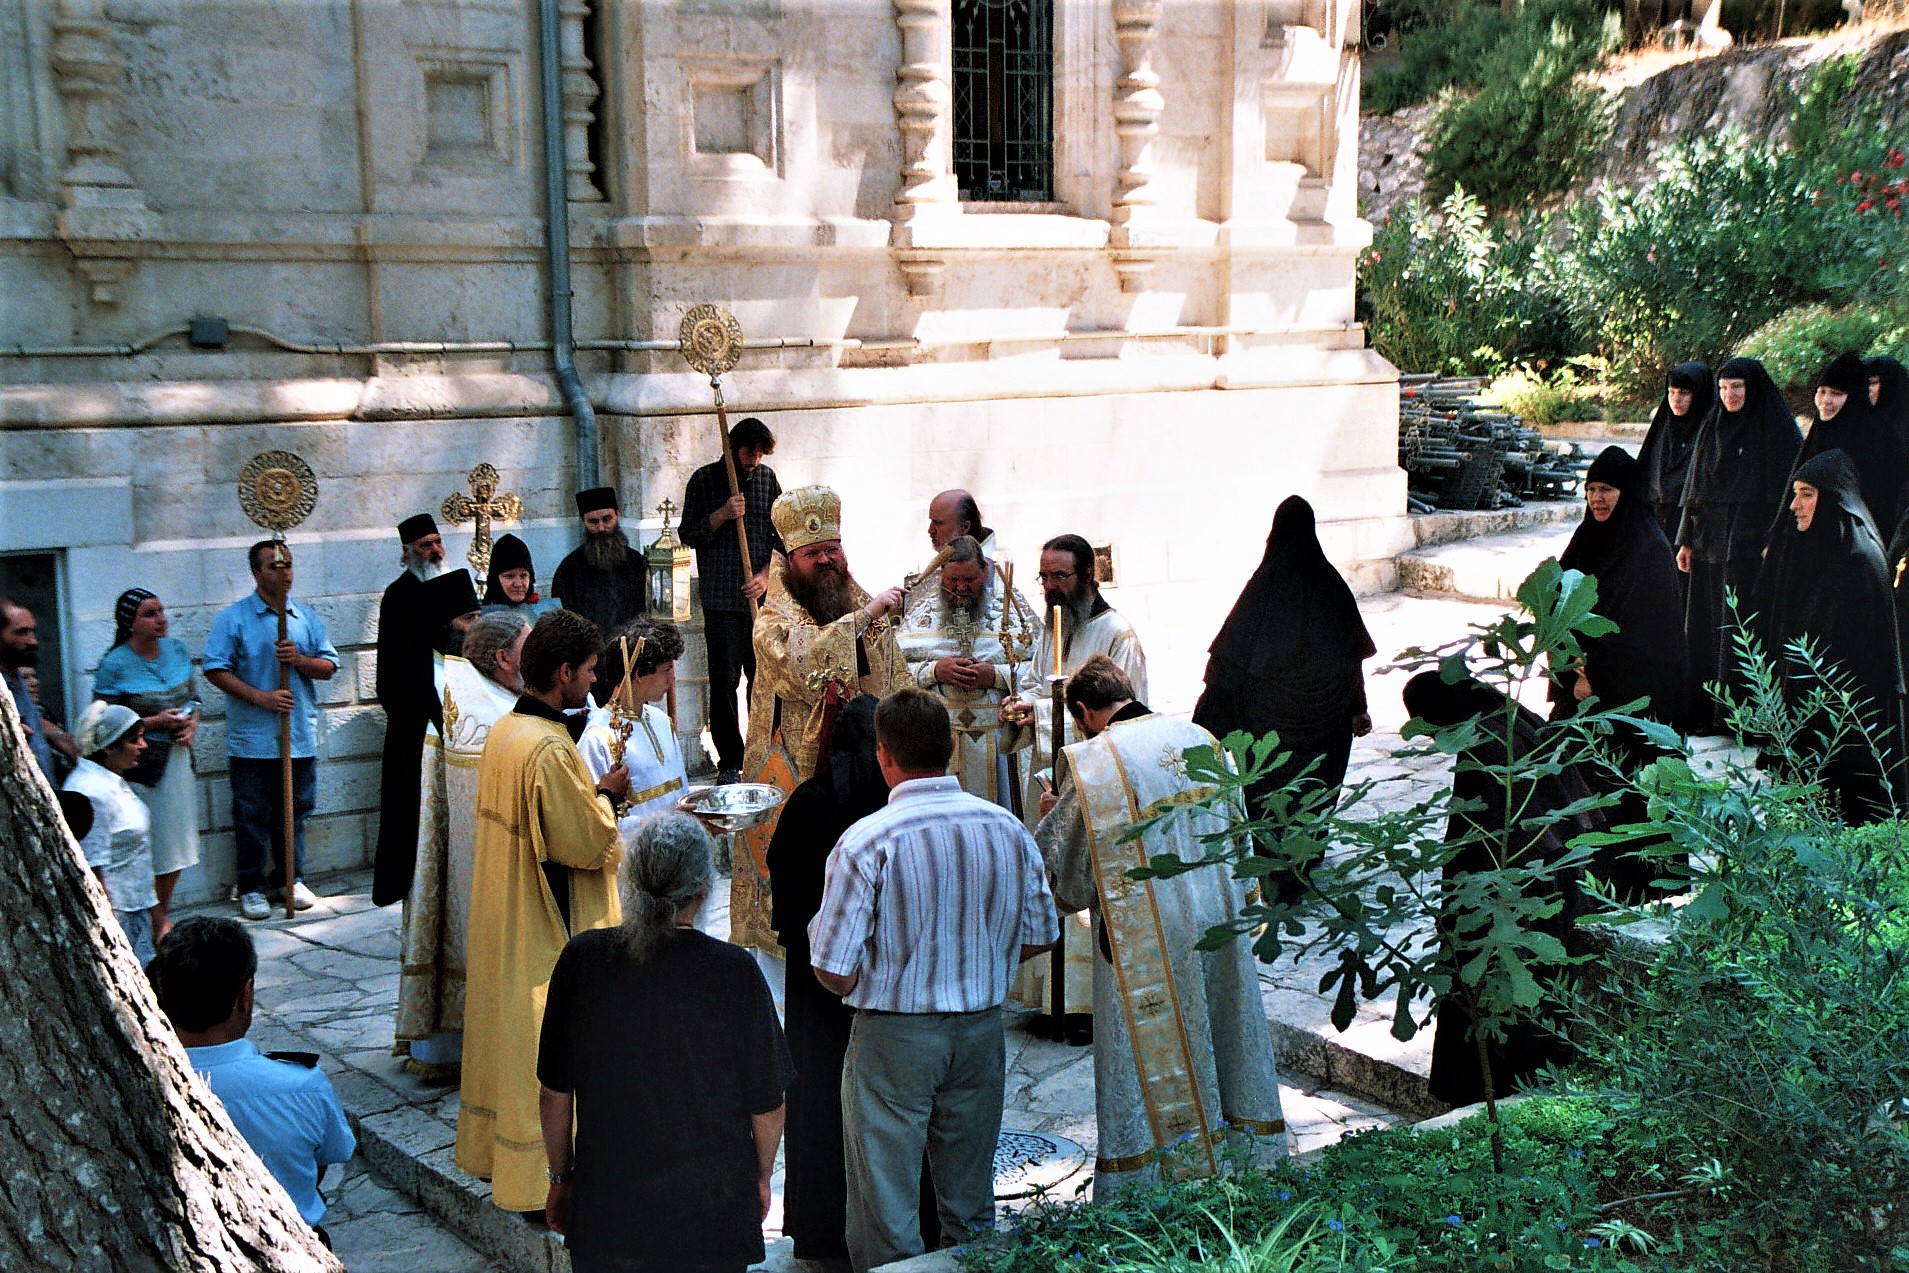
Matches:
[1,0,1401,902]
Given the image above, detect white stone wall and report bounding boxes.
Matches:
[1,0,1403,904]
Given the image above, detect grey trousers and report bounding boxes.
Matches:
[841,1007,1004,1273]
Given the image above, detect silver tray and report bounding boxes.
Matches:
[677,781,786,833]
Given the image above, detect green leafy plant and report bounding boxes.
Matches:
[1737,302,1909,398]
[1422,9,1618,211]
[1367,0,1614,115]
[1488,362,1608,426]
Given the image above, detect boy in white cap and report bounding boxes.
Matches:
[64,701,158,962]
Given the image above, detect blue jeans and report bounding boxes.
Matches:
[230,756,316,893]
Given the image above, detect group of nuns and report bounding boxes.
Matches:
[1633,350,1909,822]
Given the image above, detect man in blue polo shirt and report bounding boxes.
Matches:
[150,917,355,1237]
[204,539,340,920]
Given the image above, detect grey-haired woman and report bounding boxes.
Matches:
[537,814,793,1273]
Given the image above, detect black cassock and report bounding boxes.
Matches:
[1549,447,1688,902]
[764,697,938,1261]
[1405,674,1597,1109]
[1676,357,1802,732]
[550,543,649,639]
[1635,360,1715,543]
[1792,352,1908,538]
[372,568,476,906]
[1193,496,1375,901]
[1756,448,1906,824]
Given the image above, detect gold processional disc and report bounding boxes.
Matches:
[237,449,318,533]
[678,304,744,376]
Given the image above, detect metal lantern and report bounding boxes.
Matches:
[647,499,693,622]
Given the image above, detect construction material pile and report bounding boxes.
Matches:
[1398,374,1592,514]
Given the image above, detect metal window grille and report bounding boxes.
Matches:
[952,0,1054,202]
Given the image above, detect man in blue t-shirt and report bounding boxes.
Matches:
[203,540,340,920]
[150,917,355,1236]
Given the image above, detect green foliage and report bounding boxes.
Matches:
[1360,190,1575,377]
[1367,0,1614,115]
[1422,9,1618,211]
[1488,362,1608,425]
[958,1100,1634,1273]
[1566,617,1909,1271]
[1738,302,1909,397]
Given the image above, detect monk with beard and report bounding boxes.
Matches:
[1002,532,1149,1042]
[551,487,649,638]
[733,487,912,985]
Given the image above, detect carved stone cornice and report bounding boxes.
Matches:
[51,0,154,304]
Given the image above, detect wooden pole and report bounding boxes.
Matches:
[275,540,295,919]
[709,374,760,619]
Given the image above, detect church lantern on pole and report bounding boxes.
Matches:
[647,499,693,622]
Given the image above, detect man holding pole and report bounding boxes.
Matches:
[678,416,782,784]
[204,540,340,921]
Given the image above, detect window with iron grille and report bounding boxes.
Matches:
[952,0,1054,202]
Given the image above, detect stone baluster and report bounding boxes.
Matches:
[1110,0,1164,226]
[560,0,603,202]
[51,0,154,304]
[892,0,954,217]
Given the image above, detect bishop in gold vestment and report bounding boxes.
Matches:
[736,486,911,957]
[454,673,622,1212]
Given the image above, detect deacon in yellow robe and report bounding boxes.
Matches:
[454,610,630,1213]
[736,486,911,958]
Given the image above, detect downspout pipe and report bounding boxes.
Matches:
[537,0,600,491]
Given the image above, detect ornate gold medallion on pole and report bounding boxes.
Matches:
[678,304,759,617]
[236,449,318,920]
[440,462,522,578]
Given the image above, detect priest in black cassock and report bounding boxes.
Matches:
[551,487,649,638]
[1756,448,1906,824]
[1675,356,1803,732]
[373,515,481,906]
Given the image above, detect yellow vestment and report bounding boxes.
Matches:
[735,561,910,953]
[454,708,622,1211]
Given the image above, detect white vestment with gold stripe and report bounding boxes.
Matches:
[399,654,517,1065]
[1036,711,1287,1198]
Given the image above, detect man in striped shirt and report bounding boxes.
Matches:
[810,688,1059,1273]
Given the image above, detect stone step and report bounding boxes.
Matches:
[1396,519,1582,602]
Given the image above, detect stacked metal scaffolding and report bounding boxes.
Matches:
[1398,374,1592,514]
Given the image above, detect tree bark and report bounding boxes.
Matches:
[0,689,342,1271]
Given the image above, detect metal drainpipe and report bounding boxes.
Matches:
[537,0,599,491]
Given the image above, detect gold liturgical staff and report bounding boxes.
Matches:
[678,304,758,616]
[441,462,523,578]
[236,449,319,920]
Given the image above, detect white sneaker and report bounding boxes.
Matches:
[291,881,317,911]
[239,892,270,921]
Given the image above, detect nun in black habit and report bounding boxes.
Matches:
[1676,356,1803,733]
[1755,448,1906,824]
[1635,361,1716,543]
[1792,352,1908,536]
[1193,496,1376,900]
[1403,672,1598,1108]
[1548,446,1687,901]
[1869,354,1909,452]
[764,696,938,1260]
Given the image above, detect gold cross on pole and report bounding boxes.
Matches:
[441,462,522,578]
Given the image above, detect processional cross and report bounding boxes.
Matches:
[440,462,522,578]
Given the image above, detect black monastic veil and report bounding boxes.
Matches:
[1635,360,1715,541]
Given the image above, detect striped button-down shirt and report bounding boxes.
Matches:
[809,775,1059,1013]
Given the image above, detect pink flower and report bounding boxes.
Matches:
[1857,200,1874,213]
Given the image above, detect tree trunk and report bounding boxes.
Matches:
[0,690,342,1271]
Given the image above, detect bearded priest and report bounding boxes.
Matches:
[734,487,911,976]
